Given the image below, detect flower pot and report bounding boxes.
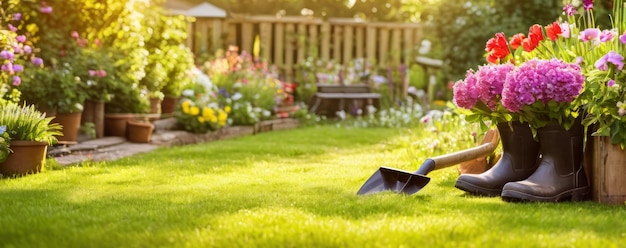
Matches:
[82,100,105,138]
[104,113,135,137]
[587,136,626,204]
[160,96,179,115]
[149,97,162,115]
[0,141,48,177]
[54,112,82,143]
[126,120,154,143]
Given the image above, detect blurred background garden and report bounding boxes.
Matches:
[4,0,613,140]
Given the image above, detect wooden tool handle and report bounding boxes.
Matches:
[415,141,498,175]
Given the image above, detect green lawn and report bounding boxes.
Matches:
[0,125,625,248]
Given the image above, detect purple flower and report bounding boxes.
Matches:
[12,76,21,86]
[12,64,23,72]
[0,50,14,61]
[579,28,600,42]
[583,0,593,10]
[40,6,53,13]
[13,13,21,21]
[599,30,615,42]
[502,59,584,112]
[608,80,616,87]
[1,63,14,73]
[8,24,17,32]
[23,45,32,54]
[620,32,626,44]
[31,57,43,66]
[15,35,26,43]
[452,69,479,109]
[595,51,624,71]
[563,4,576,16]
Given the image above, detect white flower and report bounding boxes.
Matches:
[232,92,243,101]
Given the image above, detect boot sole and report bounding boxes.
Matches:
[455,180,502,197]
[501,186,591,203]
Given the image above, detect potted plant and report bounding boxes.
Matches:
[0,102,62,177]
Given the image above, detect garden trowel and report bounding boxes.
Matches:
[357,129,499,195]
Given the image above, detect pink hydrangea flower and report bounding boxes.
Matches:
[474,63,515,110]
[502,59,584,112]
[452,69,479,109]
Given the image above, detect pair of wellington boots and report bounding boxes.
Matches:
[455,121,590,202]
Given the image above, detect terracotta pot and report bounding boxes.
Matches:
[104,113,135,137]
[0,141,48,177]
[160,97,179,114]
[82,100,105,138]
[126,120,154,143]
[54,112,82,142]
[149,97,162,115]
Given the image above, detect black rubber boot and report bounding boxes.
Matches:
[455,121,540,196]
[501,121,591,202]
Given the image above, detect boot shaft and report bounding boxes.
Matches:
[497,121,541,171]
[537,122,583,176]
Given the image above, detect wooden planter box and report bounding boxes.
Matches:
[586,136,626,205]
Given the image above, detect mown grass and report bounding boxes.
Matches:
[0,124,625,248]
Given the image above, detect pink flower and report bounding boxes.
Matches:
[453,69,480,109]
[599,29,616,42]
[88,70,97,77]
[595,51,624,71]
[579,28,601,42]
[608,80,616,87]
[71,31,79,39]
[502,59,584,112]
[23,45,32,54]
[563,4,576,16]
[7,24,17,32]
[12,76,21,86]
[560,22,571,38]
[475,63,515,110]
[13,13,22,21]
[620,32,626,44]
[583,0,593,10]
[15,35,26,43]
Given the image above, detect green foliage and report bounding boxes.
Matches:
[21,66,86,113]
[0,102,61,144]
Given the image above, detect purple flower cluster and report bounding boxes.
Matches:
[501,59,584,112]
[453,64,514,111]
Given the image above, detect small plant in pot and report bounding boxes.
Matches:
[0,102,62,176]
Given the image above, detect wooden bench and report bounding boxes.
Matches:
[309,84,381,116]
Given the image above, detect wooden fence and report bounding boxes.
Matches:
[187,14,423,81]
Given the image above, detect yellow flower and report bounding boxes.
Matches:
[203,107,215,119]
[181,100,191,114]
[218,110,228,123]
[224,106,231,113]
[209,115,218,123]
[190,106,200,116]
[197,116,205,123]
